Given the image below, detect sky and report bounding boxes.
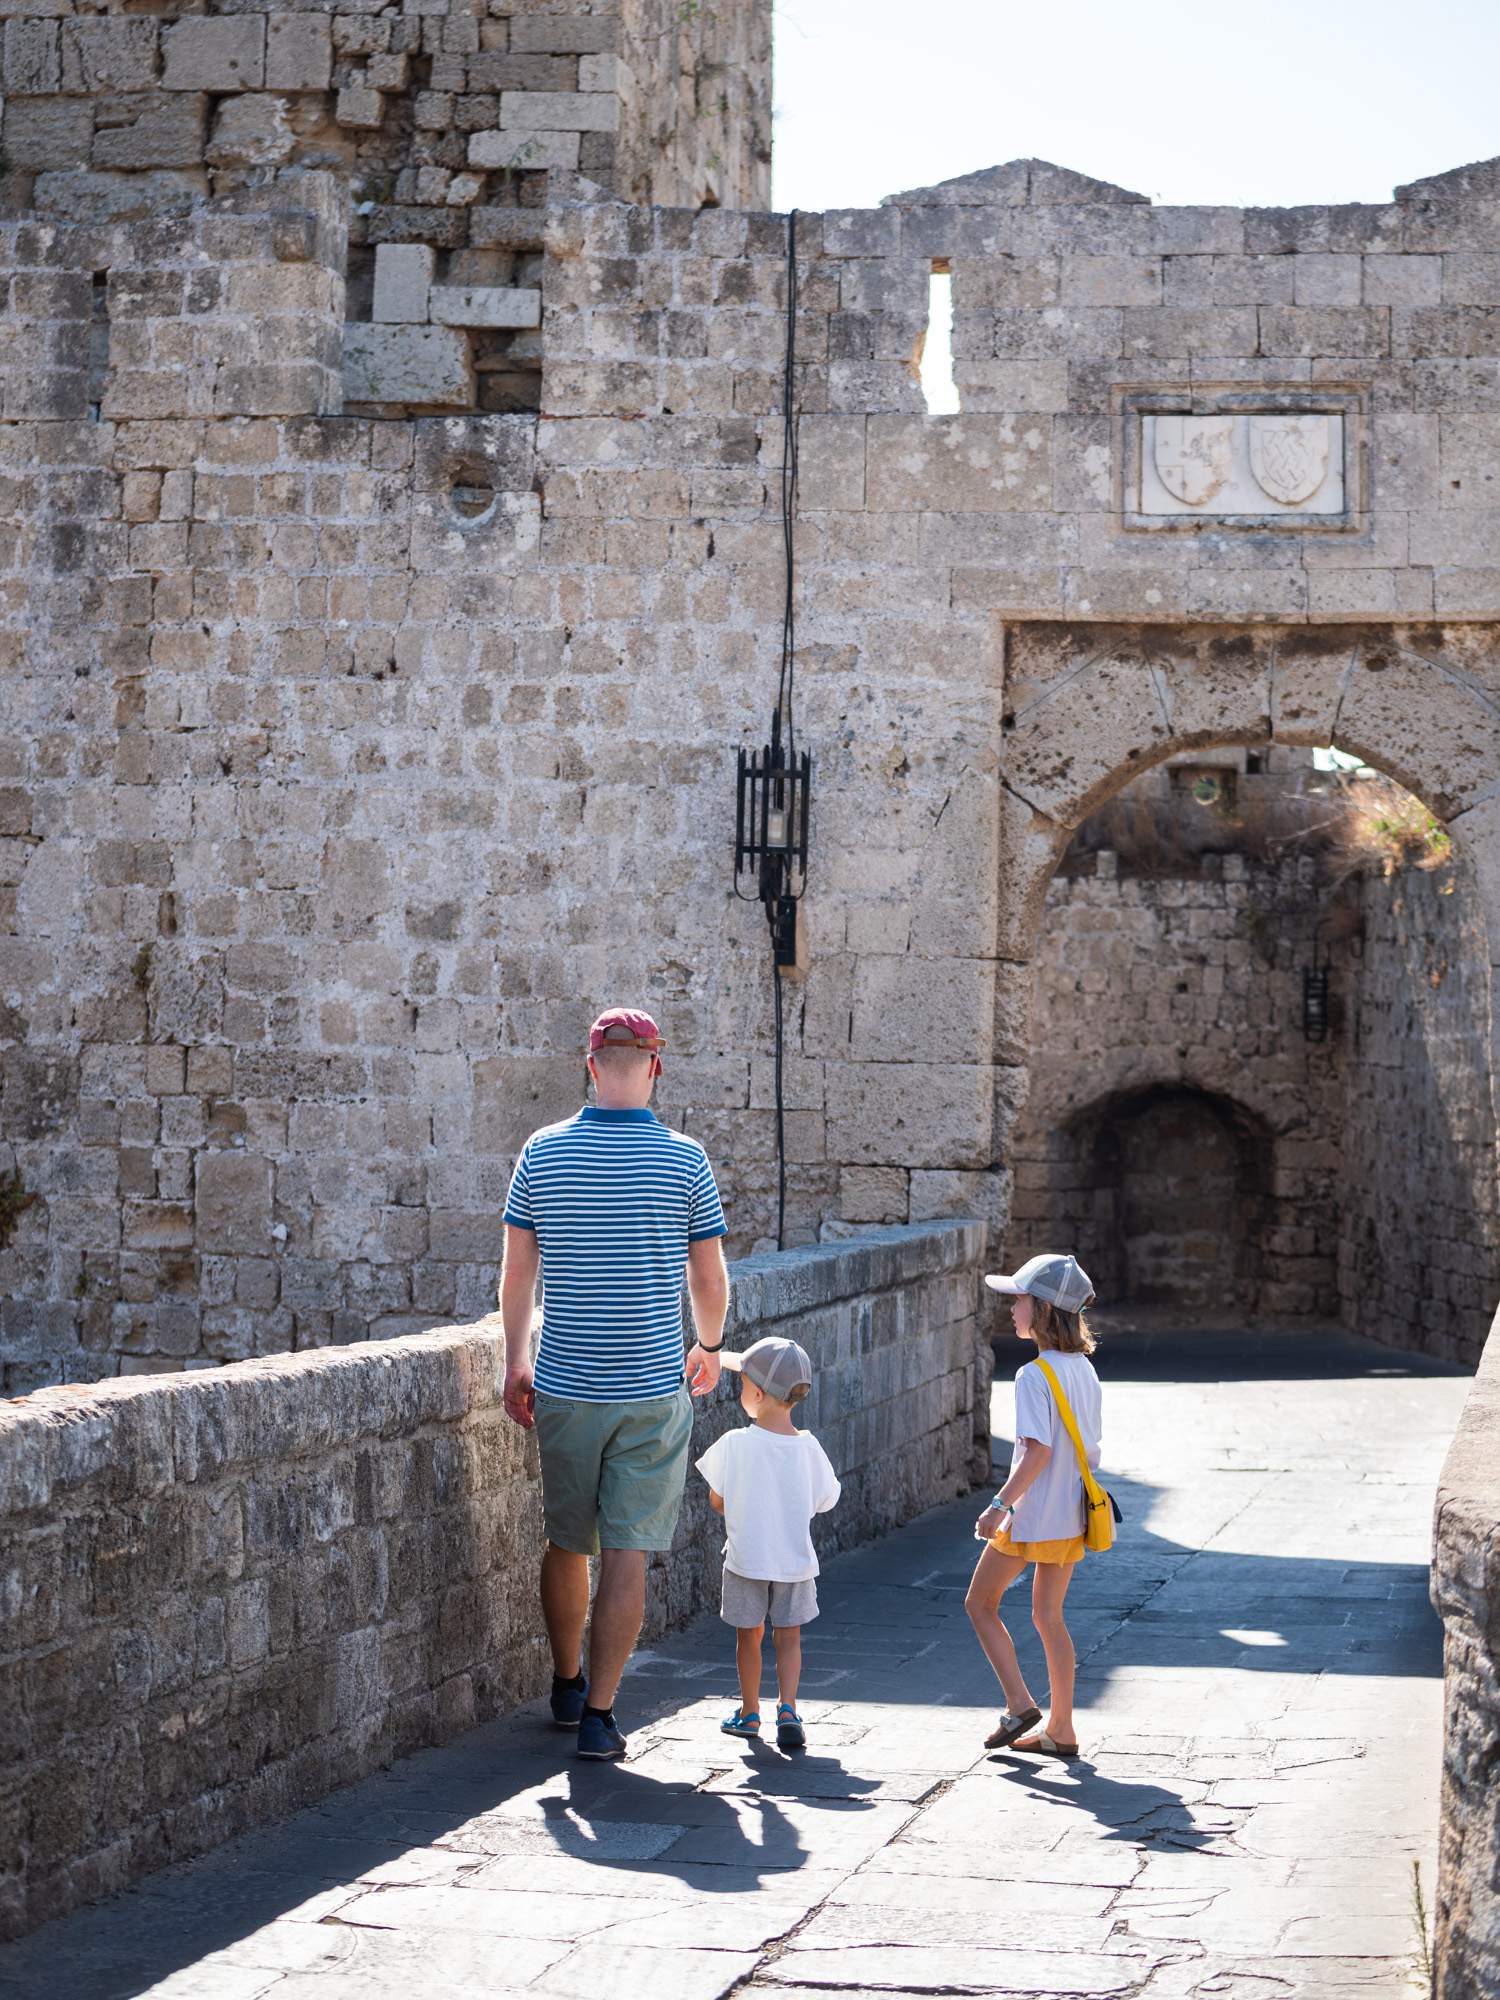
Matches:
[771,0,1500,215]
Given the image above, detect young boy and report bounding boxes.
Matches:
[695,1335,841,1751]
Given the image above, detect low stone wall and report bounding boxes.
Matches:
[0,1218,988,1940]
[1431,1304,1500,1998]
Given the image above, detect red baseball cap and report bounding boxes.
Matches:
[588,1008,666,1053]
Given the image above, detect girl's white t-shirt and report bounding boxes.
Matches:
[1005,1350,1103,1543]
[695,1425,842,1582]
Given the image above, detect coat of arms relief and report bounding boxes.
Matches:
[1141,411,1342,517]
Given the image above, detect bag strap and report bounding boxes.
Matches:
[1034,1356,1098,1493]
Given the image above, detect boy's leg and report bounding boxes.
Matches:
[735,1623,764,1715]
[964,1543,1037,1716]
[771,1624,801,1710]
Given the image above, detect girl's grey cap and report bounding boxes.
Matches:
[985,1252,1095,1314]
[719,1335,813,1400]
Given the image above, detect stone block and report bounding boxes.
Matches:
[1060,255,1161,306]
[336,84,385,130]
[510,16,619,53]
[3,18,59,95]
[265,14,332,92]
[161,16,264,92]
[1364,255,1442,306]
[468,128,580,172]
[851,957,995,1065]
[59,20,159,94]
[498,91,618,133]
[429,286,541,330]
[342,325,474,408]
[3,99,92,171]
[1257,307,1390,356]
[866,414,1050,513]
[1292,254,1362,306]
[1336,640,1500,818]
[205,95,293,169]
[825,1062,993,1171]
[372,243,434,325]
[93,92,208,171]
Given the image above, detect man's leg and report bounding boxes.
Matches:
[585,1547,647,1711]
[540,1541,591,1680]
[590,1390,693,1713]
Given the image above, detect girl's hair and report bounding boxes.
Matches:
[1031,1300,1097,1356]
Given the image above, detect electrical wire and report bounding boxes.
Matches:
[772,209,798,1248]
[777,210,800,765]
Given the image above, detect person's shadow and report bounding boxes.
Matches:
[985,1753,1221,1850]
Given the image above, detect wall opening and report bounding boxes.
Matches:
[1007,737,1499,1356]
[918,262,959,415]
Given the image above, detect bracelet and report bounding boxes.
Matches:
[697,1339,722,1352]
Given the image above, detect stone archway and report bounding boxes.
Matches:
[996,621,1500,1359]
[998,624,1500,952]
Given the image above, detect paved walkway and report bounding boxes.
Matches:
[3,1324,1470,2000]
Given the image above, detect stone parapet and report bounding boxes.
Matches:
[0,1219,989,1939]
[1431,1305,1500,1996]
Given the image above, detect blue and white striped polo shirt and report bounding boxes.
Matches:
[503,1106,728,1403]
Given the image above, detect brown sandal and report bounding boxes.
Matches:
[983,1705,1042,1749]
[1011,1731,1079,1757]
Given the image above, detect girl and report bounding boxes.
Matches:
[965,1252,1102,1759]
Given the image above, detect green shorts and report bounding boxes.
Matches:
[533,1387,694,1556]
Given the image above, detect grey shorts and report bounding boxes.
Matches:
[720,1568,819,1629]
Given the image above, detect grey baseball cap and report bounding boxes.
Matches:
[720,1334,813,1401]
[985,1252,1095,1314]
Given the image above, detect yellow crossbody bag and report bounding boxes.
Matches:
[1035,1357,1120,1553]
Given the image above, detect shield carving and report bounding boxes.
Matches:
[1248,414,1330,506]
[1152,415,1234,507]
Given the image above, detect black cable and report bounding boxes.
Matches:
[772,208,798,1250]
[773,960,787,1251]
[777,210,800,764]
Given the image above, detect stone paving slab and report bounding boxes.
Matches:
[0,1323,1468,2000]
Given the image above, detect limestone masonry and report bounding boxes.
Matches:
[4,11,1500,1977]
[10,77,1500,1381]
[0,1220,987,1937]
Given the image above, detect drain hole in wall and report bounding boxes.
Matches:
[450,469,495,522]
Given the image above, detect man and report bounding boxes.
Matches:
[499,1007,730,1760]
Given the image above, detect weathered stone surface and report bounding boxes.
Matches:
[342,323,474,406]
[204,94,293,170]
[160,16,264,93]
[0,1222,986,1938]
[430,286,542,330]
[265,15,333,94]
[469,128,582,172]
[372,242,434,325]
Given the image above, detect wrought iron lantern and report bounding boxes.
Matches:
[734,709,811,968]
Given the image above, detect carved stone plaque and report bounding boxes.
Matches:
[1138,411,1344,517]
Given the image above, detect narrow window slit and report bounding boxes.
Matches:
[918,261,960,415]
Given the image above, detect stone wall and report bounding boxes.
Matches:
[12,156,1500,1384]
[1341,856,1500,1365]
[1008,774,1350,1318]
[0,1218,990,1940]
[1431,1299,1500,1997]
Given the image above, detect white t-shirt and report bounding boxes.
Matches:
[695,1425,842,1583]
[1004,1350,1103,1544]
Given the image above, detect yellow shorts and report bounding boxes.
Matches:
[989,1529,1085,1566]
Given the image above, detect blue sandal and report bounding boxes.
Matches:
[721,1708,761,1738]
[776,1703,805,1750]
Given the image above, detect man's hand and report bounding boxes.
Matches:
[503,1364,536,1429]
[685,1343,722,1398]
[975,1505,1008,1542]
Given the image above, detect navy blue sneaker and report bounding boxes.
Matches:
[550,1673,588,1730]
[576,1710,627,1761]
